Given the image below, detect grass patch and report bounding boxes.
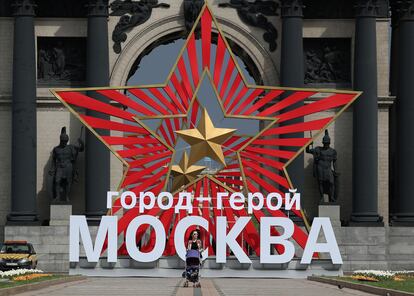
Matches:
[335,276,414,293]
[0,275,67,289]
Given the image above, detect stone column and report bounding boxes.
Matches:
[8,0,38,223]
[280,0,304,196]
[393,1,414,225]
[85,0,110,220]
[351,0,382,224]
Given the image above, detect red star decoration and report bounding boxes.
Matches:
[52,4,360,257]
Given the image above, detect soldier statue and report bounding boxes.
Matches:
[49,127,84,203]
[306,130,339,203]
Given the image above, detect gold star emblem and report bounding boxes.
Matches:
[170,152,205,192]
[175,108,236,167]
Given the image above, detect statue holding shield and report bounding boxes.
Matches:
[49,127,84,203]
[306,130,339,203]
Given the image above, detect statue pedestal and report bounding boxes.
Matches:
[50,204,72,226]
[318,204,341,227]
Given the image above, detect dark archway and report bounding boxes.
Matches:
[126,31,263,86]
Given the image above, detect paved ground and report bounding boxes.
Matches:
[16,278,375,296]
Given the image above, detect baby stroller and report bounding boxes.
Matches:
[182,249,201,287]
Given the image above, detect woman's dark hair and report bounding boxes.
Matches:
[188,229,201,241]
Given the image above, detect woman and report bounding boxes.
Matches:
[187,230,202,252]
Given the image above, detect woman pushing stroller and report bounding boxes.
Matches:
[187,230,202,252]
[183,230,203,287]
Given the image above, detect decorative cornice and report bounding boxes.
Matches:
[281,0,303,18]
[11,0,36,17]
[354,0,390,18]
[86,0,109,17]
[393,0,414,22]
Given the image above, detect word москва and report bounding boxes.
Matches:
[69,190,342,265]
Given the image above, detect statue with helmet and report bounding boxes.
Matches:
[306,130,339,203]
[49,127,84,203]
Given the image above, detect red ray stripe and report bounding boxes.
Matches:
[263,117,332,136]
[251,138,310,147]
[80,115,148,134]
[241,151,285,170]
[158,124,173,147]
[191,99,200,127]
[102,136,159,145]
[257,91,316,117]
[244,168,303,218]
[243,90,284,115]
[131,168,169,194]
[224,137,252,155]
[164,85,186,113]
[213,35,226,86]
[223,74,242,108]
[118,145,167,158]
[60,92,136,122]
[242,159,290,189]
[129,89,170,115]
[219,58,235,99]
[178,57,194,99]
[227,86,249,113]
[97,89,156,116]
[187,33,200,87]
[165,119,176,143]
[245,178,260,192]
[244,168,283,194]
[244,146,295,159]
[233,89,264,114]
[128,151,172,168]
[170,73,189,108]
[201,9,212,69]
[216,171,241,177]
[149,88,179,114]
[216,178,244,186]
[277,93,354,123]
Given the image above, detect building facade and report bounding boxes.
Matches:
[1,0,414,272]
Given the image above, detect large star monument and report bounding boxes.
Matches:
[52,3,360,257]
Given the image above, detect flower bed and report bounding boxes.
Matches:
[0,269,44,279]
[352,270,414,281]
[331,270,414,293]
[12,273,52,282]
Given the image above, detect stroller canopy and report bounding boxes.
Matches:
[186,249,200,266]
[186,249,200,258]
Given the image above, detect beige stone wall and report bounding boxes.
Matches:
[378,106,389,224]
[376,19,390,98]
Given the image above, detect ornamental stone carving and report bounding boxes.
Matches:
[110,0,170,54]
[86,0,108,17]
[184,0,204,34]
[304,38,351,84]
[280,0,303,17]
[219,0,279,52]
[11,0,36,16]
